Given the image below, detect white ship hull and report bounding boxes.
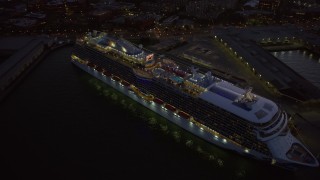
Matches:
[71,59,270,162]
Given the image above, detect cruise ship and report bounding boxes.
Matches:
[71,31,319,169]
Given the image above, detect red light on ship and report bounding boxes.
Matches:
[146,54,154,61]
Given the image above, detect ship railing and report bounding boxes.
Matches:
[257,113,288,142]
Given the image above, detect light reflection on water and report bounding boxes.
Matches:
[272,50,320,89]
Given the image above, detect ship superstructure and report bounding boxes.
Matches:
[71,31,319,168]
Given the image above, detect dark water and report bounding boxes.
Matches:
[0,47,318,179]
[272,50,320,89]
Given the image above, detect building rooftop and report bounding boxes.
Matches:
[213,26,320,100]
[0,36,52,88]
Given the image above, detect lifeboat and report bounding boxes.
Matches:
[121,80,130,87]
[153,98,164,105]
[178,111,190,119]
[113,76,121,82]
[165,104,176,112]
